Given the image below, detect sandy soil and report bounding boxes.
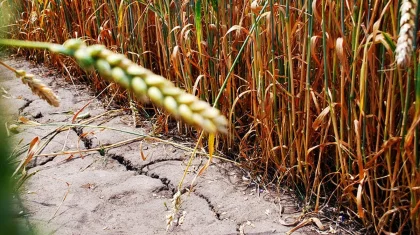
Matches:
[0,57,341,234]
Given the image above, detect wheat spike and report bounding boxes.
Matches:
[15,70,60,107]
[396,0,417,67]
[51,39,228,134]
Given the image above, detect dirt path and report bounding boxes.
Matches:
[1,57,327,234]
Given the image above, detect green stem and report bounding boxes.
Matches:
[0,39,57,50]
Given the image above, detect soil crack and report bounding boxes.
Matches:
[72,127,93,149]
[194,192,221,221]
[18,98,33,113]
[138,158,183,173]
[38,156,54,166]
[109,153,139,172]
[108,153,181,194]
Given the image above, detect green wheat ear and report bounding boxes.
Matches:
[51,39,228,134]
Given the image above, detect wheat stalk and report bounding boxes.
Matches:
[49,39,228,134]
[396,0,417,67]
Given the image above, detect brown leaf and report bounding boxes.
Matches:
[357,177,365,219]
[312,106,330,131]
[72,100,93,123]
[12,136,40,177]
[19,116,41,126]
[286,217,326,234]
[139,141,147,161]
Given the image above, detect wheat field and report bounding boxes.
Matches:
[2,0,420,233]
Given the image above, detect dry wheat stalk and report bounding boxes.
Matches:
[396,0,417,67]
[50,39,228,134]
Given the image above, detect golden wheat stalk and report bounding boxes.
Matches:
[396,0,417,67]
[50,39,228,134]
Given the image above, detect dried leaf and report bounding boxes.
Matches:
[19,116,41,126]
[311,217,326,230]
[286,217,326,234]
[72,101,93,123]
[190,133,215,188]
[357,178,365,218]
[12,136,40,177]
[65,154,74,161]
[140,141,147,161]
[286,218,312,235]
[312,106,330,131]
[279,217,300,226]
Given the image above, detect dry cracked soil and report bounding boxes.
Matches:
[0,57,344,235]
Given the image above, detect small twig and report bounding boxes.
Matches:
[0,60,17,72]
[48,182,70,223]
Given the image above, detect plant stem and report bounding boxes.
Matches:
[0,39,57,50]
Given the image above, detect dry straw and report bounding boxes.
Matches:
[396,0,417,67]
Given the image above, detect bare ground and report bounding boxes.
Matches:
[0,57,346,234]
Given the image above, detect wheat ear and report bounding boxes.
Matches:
[396,0,417,67]
[50,39,228,134]
[0,60,60,107]
[15,70,60,107]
